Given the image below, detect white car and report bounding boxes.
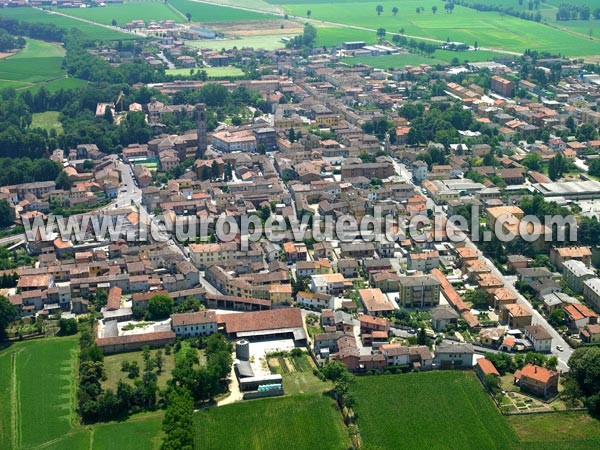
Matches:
[556,345,564,351]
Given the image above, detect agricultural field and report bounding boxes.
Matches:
[350,371,519,449]
[194,393,350,450]
[26,77,89,93]
[31,111,63,133]
[64,2,185,26]
[0,39,65,85]
[202,0,280,12]
[0,336,79,450]
[92,413,164,450]
[169,0,276,22]
[166,66,245,78]
[186,33,296,51]
[0,7,132,40]
[272,0,600,57]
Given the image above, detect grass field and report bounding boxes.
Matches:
[0,7,132,41]
[0,336,79,450]
[274,0,600,56]
[92,413,164,450]
[0,39,65,85]
[170,0,276,22]
[65,2,185,26]
[351,371,519,449]
[186,33,296,50]
[102,348,177,391]
[166,66,245,78]
[31,111,63,133]
[26,77,89,93]
[194,393,349,450]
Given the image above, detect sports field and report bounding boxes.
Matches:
[194,393,350,450]
[170,0,276,22]
[65,2,185,26]
[0,336,79,450]
[351,371,519,449]
[272,0,600,57]
[0,7,132,40]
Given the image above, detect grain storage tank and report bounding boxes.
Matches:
[236,339,250,361]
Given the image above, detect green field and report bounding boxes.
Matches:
[26,77,89,93]
[92,413,164,450]
[170,0,276,22]
[31,111,63,133]
[0,39,65,85]
[0,7,133,40]
[0,336,79,450]
[166,66,245,77]
[65,2,185,26]
[201,0,280,12]
[351,371,519,449]
[273,0,600,56]
[102,348,177,391]
[195,393,349,449]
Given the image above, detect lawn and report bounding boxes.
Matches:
[194,393,350,450]
[65,2,185,26]
[0,7,133,40]
[92,412,164,450]
[507,411,600,449]
[274,0,600,56]
[186,33,296,50]
[0,336,79,450]
[166,66,245,78]
[102,348,177,391]
[31,111,63,133]
[0,39,65,84]
[351,371,519,449]
[170,0,276,22]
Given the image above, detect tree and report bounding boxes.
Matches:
[522,152,542,171]
[155,350,164,374]
[548,153,566,180]
[392,6,399,16]
[547,309,565,328]
[432,5,437,14]
[147,294,174,320]
[588,159,600,178]
[306,9,311,17]
[162,387,195,450]
[55,170,72,191]
[416,7,421,14]
[465,289,489,308]
[0,199,13,227]
[111,19,117,27]
[376,4,383,15]
[417,327,428,345]
[376,28,387,40]
[59,318,78,336]
[568,347,600,413]
[83,159,94,171]
[320,361,351,382]
[185,12,192,23]
[0,295,16,340]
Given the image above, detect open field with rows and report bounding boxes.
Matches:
[194,393,350,450]
[0,7,132,40]
[272,0,600,56]
[63,2,185,26]
[351,371,519,449]
[170,0,276,22]
[0,39,64,84]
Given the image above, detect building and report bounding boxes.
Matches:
[515,364,559,398]
[310,273,346,296]
[296,291,335,310]
[359,288,395,316]
[429,305,459,331]
[491,75,514,97]
[562,259,595,293]
[583,277,600,310]
[523,325,552,353]
[171,310,217,337]
[580,324,600,344]
[397,275,441,308]
[434,343,474,368]
[188,242,238,269]
[500,303,532,329]
[96,330,176,354]
[476,358,500,384]
[563,303,598,332]
[550,246,592,268]
[218,308,306,343]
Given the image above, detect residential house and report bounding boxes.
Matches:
[359,288,395,316]
[515,364,559,398]
[562,259,595,293]
[397,275,441,308]
[500,303,533,329]
[523,325,552,353]
[171,311,217,337]
[429,305,459,331]
[296,291,335,310]
[434,343,474,368]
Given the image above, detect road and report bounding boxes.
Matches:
[395,158,573,371]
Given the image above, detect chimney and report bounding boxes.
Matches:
[196,103,207,158]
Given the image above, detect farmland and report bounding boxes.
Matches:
[169,0,276,22]
[26,77,88,93]
[186,33,297,51]
[92,413,164,450]
[194,393,350,450]
[166,66,245,78]
[351,371,519,449]
[0,7,132,41]
[0,336,79,450]
[64,2,185,26]
[0,39,64,84]
[272,0,600,57]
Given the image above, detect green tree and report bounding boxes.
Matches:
[0,199,13,227]
[58,318,78,336]
[588,159,600,178]
[147,294,174,320]
[376,28,387,40]
[376,4,383,15]
[185,12,192,23]
[548,309,565,328]
[522,152,542,171]
[161,387,195,450]
[0,295,16,340]
[392,6,399,15]
[55,170,72,191]
[432,5,438,14]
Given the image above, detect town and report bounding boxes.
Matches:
[1,1,600,449]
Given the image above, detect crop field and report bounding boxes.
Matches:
[92,413,164,450]
[0,7,133,40]
[26,77,89,93]
[0,336,79,450]
[65,2,185,26]
[170,0,276,22]
[272,0,600,57]
[194,393,349,450]
[0,39,65,85]
[186,33,297,51]
[351,371,518,449]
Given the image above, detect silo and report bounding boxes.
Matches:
[236,339,250,361]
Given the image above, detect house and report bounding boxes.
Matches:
[516,267,553,284]
[523,325,552,353]
[359,315,390,334]
[359,288,395,316]
[397,274,441,308]
[96,330,176,354]
[429,305,459,331]
[321,309,354,333]
[580,324,600,344]
[550,246,592,268]
[479,327,504,348]
[337,258,359,278]
[171,310,217,337]
[476,358,500,383]
[563,303,598,332]
[583,278,600,310]
[379,344,433,369]
[514,364,559,398]
[310,273,346,296]
[500,303,532,329]
[562,259,595,293]
[296,291,335,310]
[434,343,474,368]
